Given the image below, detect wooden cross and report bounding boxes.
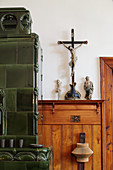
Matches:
[58,29,88,48]
[58,29,88,85]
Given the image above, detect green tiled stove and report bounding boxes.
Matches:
[0,8,52,170]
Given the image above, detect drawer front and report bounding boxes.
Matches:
[39,104,101,125]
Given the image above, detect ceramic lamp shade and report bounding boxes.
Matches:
[72,143,93,162]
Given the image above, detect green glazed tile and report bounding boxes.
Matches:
[16,135,36,148]
[28,112,33,135]
[6,65,33,88]
[26,65,33,87]
[0,66,6,88]
[17,89,33,111]
[0,162,49,170]
[0,161,4,170]
[23,135,36,147]
[26,162,39,170]
[7,112,28,135]
[4,162,26,170]
[6,65,26,88]
[6,89,16,112]
[26,161,49,170]
[17,42,34,64]
[38,161,49,169]
[0,42,16,64]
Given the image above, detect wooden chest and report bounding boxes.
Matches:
[38,100,103,170]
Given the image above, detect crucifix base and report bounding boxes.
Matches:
[65,84,81,100]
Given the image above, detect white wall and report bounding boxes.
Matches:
[0,0,113,100]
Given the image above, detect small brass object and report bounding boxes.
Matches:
[71,115,80,122]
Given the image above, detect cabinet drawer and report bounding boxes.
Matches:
[39,109,101,125]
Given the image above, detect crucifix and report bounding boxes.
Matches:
[58,28,88,100]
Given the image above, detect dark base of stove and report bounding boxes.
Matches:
[0,147,52,170]
[0,161,49,170]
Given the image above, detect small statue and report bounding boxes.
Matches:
[84,76,94,100]
[56,80,62,100]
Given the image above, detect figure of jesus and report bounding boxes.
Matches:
[58,41,82,70]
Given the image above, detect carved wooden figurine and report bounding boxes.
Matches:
[84,76,94,100]
[56,80,62,100]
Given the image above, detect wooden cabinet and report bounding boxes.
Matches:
[38,100,103,170]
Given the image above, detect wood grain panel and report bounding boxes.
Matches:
[100,57,113,170]
[39,110,101,125]
[38,125,53,170]
[39,125,52,147]
[55,104,97,110]
[104,63,112,170]
[38,104,97,111]
[52,125,62,170]
[38,101,102,111]
[93,125,101,170]
[62,125,72,170]
[100,58,106,170]
[38,104,53,111]
[38,124,43,144]
[112,73,113,169]
[83,125,92,170]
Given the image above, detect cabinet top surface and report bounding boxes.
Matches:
[38,100,104,104]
